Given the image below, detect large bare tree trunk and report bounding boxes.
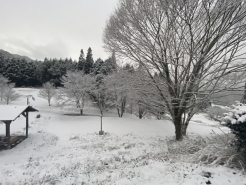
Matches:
[173,113,190,140]
[175,123,182,140]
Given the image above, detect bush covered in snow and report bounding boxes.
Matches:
[222,102,246,157]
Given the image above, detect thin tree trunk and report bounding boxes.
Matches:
[139,106,143,119]
[120,109,123,117]
[182,124,187,136]
[130,103,133,114]
[80,109,83,115]
[120,98,126,117]
[117,108,120,117]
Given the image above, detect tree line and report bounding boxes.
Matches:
[0,45,154,119]
[0,47,116,87]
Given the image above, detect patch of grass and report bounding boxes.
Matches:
[167,133,246,171]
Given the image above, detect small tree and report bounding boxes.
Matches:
[89,74,111,116]
[3,83,19,105]
[105,69,129,117]
[222,102,246,156]
[58,71,93,115]
[38,82,56,106]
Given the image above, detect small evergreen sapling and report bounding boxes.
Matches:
[222,102,246,156]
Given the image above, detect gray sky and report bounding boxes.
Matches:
[0,0,118,61]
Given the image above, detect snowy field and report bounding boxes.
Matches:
[0,88,245,185]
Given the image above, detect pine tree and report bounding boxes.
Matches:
[93,58,105,75]
[84,47,94,74]
[78,49,86,71]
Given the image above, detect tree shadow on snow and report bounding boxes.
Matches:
[63,113,101,117]
[63,113,119,117]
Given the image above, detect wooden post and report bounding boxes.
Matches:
[99,115,104,135]
[26,111,29,138]
[101,115,102,131]
[5,121,11,149]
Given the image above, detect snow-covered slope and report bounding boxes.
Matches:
[0,88,245,185]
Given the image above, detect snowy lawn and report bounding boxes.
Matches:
[0,88,245,184]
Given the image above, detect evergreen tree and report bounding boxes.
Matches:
[93,58,105,75]
[104,58,116,75]
[111,51,117,69]
[78,49,86,71]
[123,63,135,73]
[0,53,4,74]
[85,47,94,74]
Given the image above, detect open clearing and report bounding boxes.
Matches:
[0,88,245,185]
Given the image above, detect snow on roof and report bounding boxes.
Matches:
[0,105,38,121]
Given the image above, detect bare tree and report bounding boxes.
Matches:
[0,75,9,101]
[57,71,93,115]
[129,67,166,119]
[38,82,56,106]
[3,83,19,105]
[105,69,129,117]
[104,0,246,140]
[89,74,111,116]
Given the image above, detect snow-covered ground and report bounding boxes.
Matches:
[0,88,245,184]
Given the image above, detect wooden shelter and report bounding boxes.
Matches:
[0,105,38,149]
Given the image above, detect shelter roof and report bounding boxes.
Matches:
[0,105,38,122]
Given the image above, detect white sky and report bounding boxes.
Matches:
[0,0,118,61]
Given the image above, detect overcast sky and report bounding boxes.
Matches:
[0,0,118,61]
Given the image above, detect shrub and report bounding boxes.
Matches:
[207,106,228,122]
[222,102,246,156]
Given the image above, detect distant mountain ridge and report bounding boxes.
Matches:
[0,49,33,62]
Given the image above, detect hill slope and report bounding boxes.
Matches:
[0,49,33,62]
